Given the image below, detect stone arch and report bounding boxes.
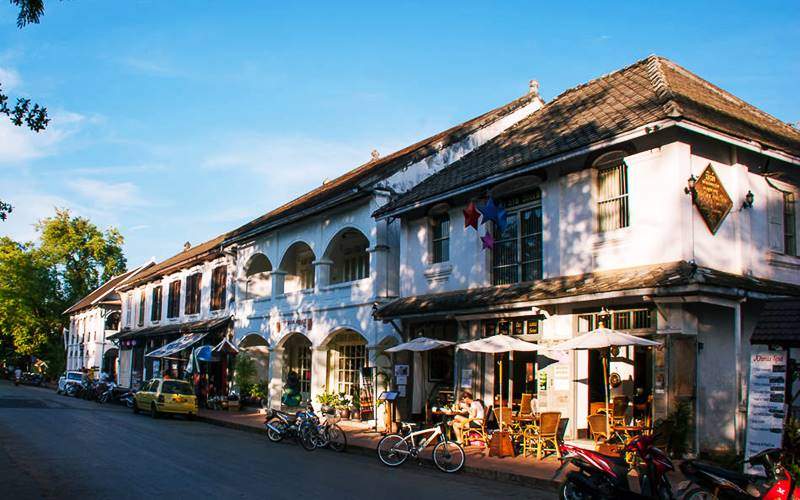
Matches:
[244,253,272,300]
[278,241,316,292]
[320,327,369,400]
[237,333,270,383]
[238,332,269,348]
[322,227,371,285]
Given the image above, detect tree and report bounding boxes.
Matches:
[0,200,11,221]
[0,209,126,376]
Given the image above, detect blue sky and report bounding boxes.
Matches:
[1,1,798,267]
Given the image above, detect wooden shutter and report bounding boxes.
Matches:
[767,187,784,252]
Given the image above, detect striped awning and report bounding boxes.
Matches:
[146,333,207,358]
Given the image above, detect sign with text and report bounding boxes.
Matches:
[744,348,787,475]
[693,164,733,234]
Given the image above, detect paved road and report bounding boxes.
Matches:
[0,382,551,499]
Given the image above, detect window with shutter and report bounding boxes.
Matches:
[785,192,797,257]
[167,281,181,318]
[185,273,202,315]
[492,188,543,285]
[137,291,145,327]
[151,286,162,322]
[595,151,630,232]
[211,266,227,311]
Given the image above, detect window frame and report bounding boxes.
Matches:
[491,189,543,286]
[167,280,181,319]
[151,286,162,322]
[431,212,450,264]
[210,265,227,311]
[185,272,202,315]
[595,151,630,233]
[137,291,145,327]
[784,192,797,257]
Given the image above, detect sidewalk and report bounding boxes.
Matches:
[197,407,568,491]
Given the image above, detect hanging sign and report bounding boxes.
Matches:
[692,164,733,234]
[744,348,787,475]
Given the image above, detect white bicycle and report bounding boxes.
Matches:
[376,418,466,473]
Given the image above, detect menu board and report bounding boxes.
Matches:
[744,348,787,475]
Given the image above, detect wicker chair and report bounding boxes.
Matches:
[531,411,561,459]
[612,396,629,426]
[588,413,611,444]
[519,393,533,418]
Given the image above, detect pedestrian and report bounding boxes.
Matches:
[14,366,22,385]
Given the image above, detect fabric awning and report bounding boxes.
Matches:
[146,333,207,358]
[546,327,660,351]
[385,337,455,352]
[109,316,231,341]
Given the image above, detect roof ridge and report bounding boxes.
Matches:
[544,55,656,104]
[645,55,683,118]
[659,57,800,138]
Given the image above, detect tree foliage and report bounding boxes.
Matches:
[0,209,126,375]
[10,0,45,28]
[0,200,11,221]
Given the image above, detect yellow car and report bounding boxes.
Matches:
[133,378,198,419]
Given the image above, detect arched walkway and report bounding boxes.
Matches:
[244,253,272,299]
[323,228,370,285]
[279,242,316,293]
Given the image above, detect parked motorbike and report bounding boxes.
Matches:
[119,388,137,408]
[678,448,799,499]
[97,381,117,404]
[555,434,674,499]
[264,406,318,451]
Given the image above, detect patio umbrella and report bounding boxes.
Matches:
[385,337,455,352]
[547,327,661,429]
[457,335,540,424]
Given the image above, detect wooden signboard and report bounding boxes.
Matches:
[693,164,733,234]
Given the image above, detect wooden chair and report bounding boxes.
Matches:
[588,413,610,444]
[532,411,561,459]
[612,396,629,426]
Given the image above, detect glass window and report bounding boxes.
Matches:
[431,213,450,263]
[785,192,797,256]
[577,308,653,332]
[596,151,630,232]
[336,344,366,399]
[492,189,542,285]
[161,381,193,395]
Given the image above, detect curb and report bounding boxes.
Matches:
[196,414,560,492]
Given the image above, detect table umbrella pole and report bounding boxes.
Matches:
[603,348,610,433]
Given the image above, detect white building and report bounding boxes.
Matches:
[227,87,545,409]
[112,237,236,389]
[63,263,152,378]
[373,55,800,455]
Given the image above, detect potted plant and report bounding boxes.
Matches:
[351,392,361,421]
[315,390,340,414]
[250,381,269,408]
[337,393,352,419]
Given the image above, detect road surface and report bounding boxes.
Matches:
[0,382,551,499]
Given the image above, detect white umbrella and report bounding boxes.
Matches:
[547,327,661,430]
[385,337,455,352]
[457,335,539,425]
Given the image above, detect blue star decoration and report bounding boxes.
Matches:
[478,197,499,225]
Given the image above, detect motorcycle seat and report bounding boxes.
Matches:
[687,461,755,487]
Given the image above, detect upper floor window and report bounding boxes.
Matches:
[577,308,653,332]
[595,151,630,232]
[137,291,145,327]
[785,192,797,257]
[167,280,181,318]
[431,213,450,264]
[492,188,543,285]
[151,286,162,322]
[185,273,202,315]
[245,254,272,299]
[210,266,227,311]
[125,296,132,326]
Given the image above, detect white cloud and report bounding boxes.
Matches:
[0,109,94,165]
[66,178,150,210]
[0,191,71,242]
[120,57,180,77]
[0,66,22,91]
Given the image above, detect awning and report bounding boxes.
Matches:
[457,334,539,353]
[109,316,231,341]
[385,337,455,352]
[752,299,800,347]
[146,333,207,358]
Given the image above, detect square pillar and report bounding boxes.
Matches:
[310,346,328,409]
[270,270,286,297]
[267,346,285,409]
[312,259,333,292]
[367,245,391,298]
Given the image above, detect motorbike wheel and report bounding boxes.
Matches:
[560,479,591,500]
[266,418,287,443]
[298,424,317,451]
[681,487,715,500]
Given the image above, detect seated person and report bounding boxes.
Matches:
[450,391,485,443]
[281,371,302,407]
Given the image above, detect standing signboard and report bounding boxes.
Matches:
[744,348,788,475]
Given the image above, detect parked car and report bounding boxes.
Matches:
[133,378,197,419]
[57,371,84,394]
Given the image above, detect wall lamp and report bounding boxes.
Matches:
[684,174,697,200]
[741,190,755,209]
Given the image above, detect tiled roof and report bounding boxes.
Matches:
[375,55,800,217]
[64,267,144,315]
[375,261,800,319]
[109,316,231,341]
[119,234,229,290]
[225,91,542,241]
[751,299,800,346]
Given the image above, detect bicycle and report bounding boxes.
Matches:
[307,407,347,452]
[376,418,466,473]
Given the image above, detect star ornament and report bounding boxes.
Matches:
[480,231,495,250]
[463,201,480,230]
[479,197,500,225]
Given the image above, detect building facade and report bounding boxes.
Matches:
[373,56,800,454]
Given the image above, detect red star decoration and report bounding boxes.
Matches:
[463,201,480,230]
